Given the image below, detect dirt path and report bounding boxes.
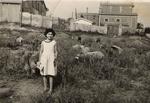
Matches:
[0,78,44,103]
[14,79,43,97]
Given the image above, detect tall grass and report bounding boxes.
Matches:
[1,30,150,103]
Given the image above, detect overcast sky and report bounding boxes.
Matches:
[44,0,150,27]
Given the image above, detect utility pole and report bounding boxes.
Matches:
[86,7,88,19]
[99,2,102,26]
[75,8,77,19]
[30,1,33,26]
[72,12,74,19]
[20,0,23,27]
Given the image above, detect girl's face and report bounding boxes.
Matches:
[46,32,54,40]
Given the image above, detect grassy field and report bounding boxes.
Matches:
[0,27,150,103]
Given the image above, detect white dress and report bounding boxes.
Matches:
[40,40,57,76]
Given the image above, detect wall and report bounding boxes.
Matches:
[22,12,52,28]
[0,3,2,22]
[101,4,133,14]
[70,23,107,34]
[99,15,137,33]
[0,3,21,23]
[0,3,50,28]
[22,1,47,16]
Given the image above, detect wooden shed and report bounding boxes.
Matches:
[0,0,21,23]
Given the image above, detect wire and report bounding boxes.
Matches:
[50,0,62,15]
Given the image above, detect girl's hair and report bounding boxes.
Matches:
[44,28,56,37]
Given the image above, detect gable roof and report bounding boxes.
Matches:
[100,2,134,6]
[73,18,93,25]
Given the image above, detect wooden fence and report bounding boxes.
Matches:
[22,12,52,28]
[0,7,52,28]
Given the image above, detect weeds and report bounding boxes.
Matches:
[1,30,150,103]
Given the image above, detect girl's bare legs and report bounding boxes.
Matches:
[43,76,48,92]
[48,76,53,94]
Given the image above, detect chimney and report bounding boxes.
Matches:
[75,8,77,19]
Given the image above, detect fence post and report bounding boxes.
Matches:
[0,3,1,22]
[20,0,23,27]
[30,1,33,26]
[41,15,43,28]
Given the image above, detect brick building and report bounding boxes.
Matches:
[99,2,138,35]
[77,2,138,35]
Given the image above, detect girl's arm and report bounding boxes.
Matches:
[54,42,57,59]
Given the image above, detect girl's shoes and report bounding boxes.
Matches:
[43,89,49,94]
[43,89,52,96]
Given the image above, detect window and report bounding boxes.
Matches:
[92,22,96,25]
[93,15,96,19]
[122,24,129,27]
[100,23,104,26]
[80,14,84,18]
[105,18,108,22]
[116,19,120,22]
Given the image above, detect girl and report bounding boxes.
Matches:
[38,28,57,94]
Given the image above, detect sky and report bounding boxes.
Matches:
[44,0,150,27]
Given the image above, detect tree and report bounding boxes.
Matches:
[145,27,150,33]
[136,23,144,35]
[137,23,144,29]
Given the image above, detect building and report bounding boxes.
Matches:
[0,0,48,23]
[77,2,137,35]
[99,2,138,35]
[22,0,48,16]
[0,0,22,22]
[77,13,99,26]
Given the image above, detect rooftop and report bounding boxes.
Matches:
[100,2,134,7]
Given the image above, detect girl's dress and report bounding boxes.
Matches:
[40,40,57,76]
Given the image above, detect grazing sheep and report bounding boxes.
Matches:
[73,44,104,60]
[72,44,90,53]
[111,45,123,54]
[16,36,24,46]
[77,51,104,59]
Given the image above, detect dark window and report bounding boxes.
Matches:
[80,14,84,18]
[92,22,96,25]
[122,24,129,27]
[100,23,104,26]
[116,19,120,22]
[93,15,96,19]
[105,18,108,22]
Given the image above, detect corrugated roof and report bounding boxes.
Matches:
[78,13,99,15]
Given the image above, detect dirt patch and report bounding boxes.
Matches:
[0,78,43,103]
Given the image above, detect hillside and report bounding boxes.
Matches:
[0,27,150,103]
